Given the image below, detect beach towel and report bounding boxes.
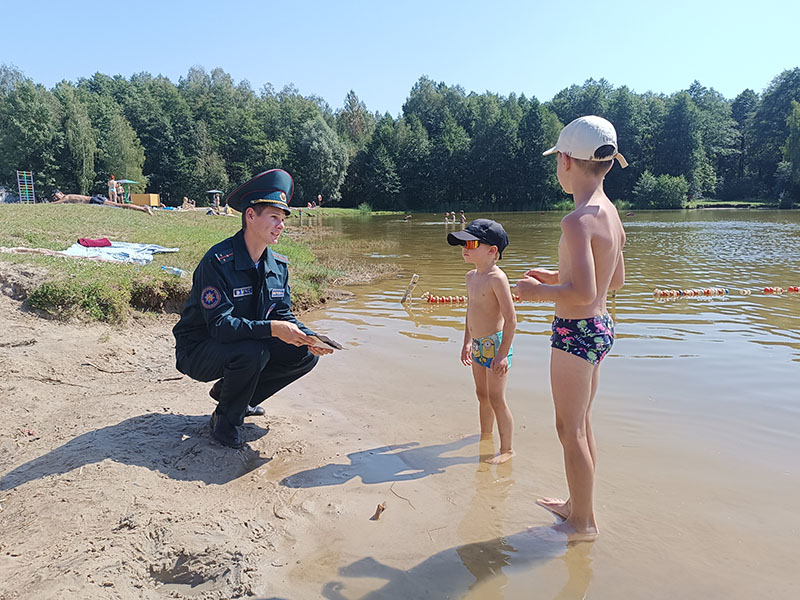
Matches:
[62,241,179,265]
[78,238,112,247]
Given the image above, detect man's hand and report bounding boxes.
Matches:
[308,345,334,356]
[515,276,542,301]
[270,321,317,347]
[524,268,558,284]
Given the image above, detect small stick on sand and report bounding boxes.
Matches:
[389,483,416,510]
[370,502,386,521]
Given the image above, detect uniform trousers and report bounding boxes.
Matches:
[177,337,318,426]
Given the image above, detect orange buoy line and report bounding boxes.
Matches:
[420,291,523,304]
[653,286,799,298]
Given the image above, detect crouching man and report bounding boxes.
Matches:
[173,169,332,449]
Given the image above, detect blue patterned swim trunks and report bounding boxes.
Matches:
[550,314,615,365]
[472,331,513,369]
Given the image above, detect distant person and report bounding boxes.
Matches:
[115,181,125,203]
[172,169,333,449]
[460,210,466,225]
[515,115,627,542]
[107,175,117,203]
[182,197,196,210]
[317,194,323,207]
[213,193,221,211]
[448,219,516,464]
[50,189,152,215]
[444,211,450,223]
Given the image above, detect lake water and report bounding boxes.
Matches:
[284,209,800,599]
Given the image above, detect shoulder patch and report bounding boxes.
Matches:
[272,251,289,264]
[215,251,234,264]
[200,286,222,309]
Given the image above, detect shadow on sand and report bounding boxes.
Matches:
[0,413,270,491]
[281,435,480,488]
[321,527,592,600]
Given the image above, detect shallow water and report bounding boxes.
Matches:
[286,209,800,599]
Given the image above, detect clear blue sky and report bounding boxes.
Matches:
[4,0,798,115]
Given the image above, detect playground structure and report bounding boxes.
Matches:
[16,171,35,203]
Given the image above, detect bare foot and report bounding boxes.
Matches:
[551,520,598,542]
[536,497,570,520]
[485,450,514,464]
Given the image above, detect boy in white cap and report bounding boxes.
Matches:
[516,115,627,541]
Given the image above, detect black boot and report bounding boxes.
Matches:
[209,379,265,417]
[209,410,243,449]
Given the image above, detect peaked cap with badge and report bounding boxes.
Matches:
[225,169,294,215]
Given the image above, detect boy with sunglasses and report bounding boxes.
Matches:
[516,115,627,541]
[448,219,517,464]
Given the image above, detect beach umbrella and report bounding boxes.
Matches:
[206,189,225,208]
[115,179,138,203]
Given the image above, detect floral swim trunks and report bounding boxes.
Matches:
[550,314,615,365]
[472,331,513,369]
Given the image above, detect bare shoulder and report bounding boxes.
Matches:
[489,266,509,284]
[465,268,477,281]
[560,209,591,236]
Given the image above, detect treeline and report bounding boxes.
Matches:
[1,65,798,210]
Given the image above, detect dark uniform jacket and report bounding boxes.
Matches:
[173,229,313,353]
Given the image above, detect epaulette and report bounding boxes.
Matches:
[215,251,234,264]
[273,251,289,264]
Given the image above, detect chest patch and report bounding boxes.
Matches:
[215,251,234,264]
[270,289,285,299]
[233,286,253,298]
[201,286,221,309]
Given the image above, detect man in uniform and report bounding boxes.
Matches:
[173,169,333,449]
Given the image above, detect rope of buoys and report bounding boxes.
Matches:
[653,286,799,298]
[420,291,522,304]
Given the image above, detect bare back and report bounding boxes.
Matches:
[555,196,625,319]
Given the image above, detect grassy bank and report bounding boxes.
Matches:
[0,205,398,322]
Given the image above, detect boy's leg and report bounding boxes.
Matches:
[486,368,514,464]
[471,363,494,437]
[547,348,599,540]
[537,366,600,519]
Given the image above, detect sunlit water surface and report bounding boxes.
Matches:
[289,209,800,600]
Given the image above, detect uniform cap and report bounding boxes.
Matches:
[225,169,294,215]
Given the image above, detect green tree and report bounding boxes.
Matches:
[750,68,800,189]
[632,170,688,209]
[548,79,613,126]
[782,99,800,205]
[53,82,97,194]
[336,90,375,154]
[0,78,60,194]
[291,116,349,205]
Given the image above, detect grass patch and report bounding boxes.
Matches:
[0,204,396,322]
[685,197,781,209]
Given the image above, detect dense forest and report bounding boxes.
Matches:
[1,65,798,210]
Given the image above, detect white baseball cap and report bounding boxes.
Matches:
[543,115,628,168]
